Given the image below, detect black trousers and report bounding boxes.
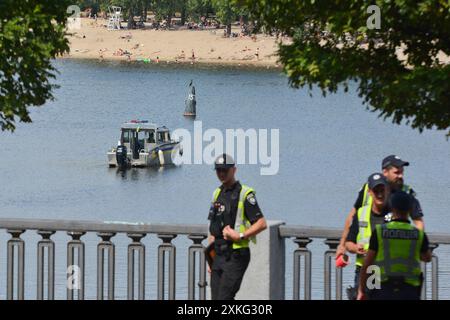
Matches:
[347,266,371,300]
[369,280,421,300]
[211,248,250,300]
[353,266,361,289]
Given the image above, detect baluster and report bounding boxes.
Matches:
[324,238,342,300]
[293,237,312,300]
[67,231,86,300]
[430,243,439,300]
[187,234,207,300]
[127,233,146,300]
[7,229,26,300]
[97,232,116,300]
[37,230,55,300]
[157,234,177,300]
[422,243,439,300]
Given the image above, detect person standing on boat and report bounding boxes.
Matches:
[207,154,267,300]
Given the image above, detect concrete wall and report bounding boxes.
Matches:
[236,220,285,300]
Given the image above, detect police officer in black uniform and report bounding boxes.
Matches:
[358,191,431,300]
[353,156,424,226]
[208,154,267,300]
[337,155,425,258]
[345,173,390,299]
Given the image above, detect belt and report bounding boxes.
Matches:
[215,242,231,255]
[232,247,249,254]
[215,244,249,256]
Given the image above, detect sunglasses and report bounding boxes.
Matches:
[215,168,231,174]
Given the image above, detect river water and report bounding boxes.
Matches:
[0,59,449,299]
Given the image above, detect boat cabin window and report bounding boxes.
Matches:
[145,130,156,143]
[122,130,131,143]
[157,131,170,143]
[137,131,145,149]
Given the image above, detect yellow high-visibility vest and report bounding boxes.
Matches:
[355,204,372,267]
[361,183,412,208]
[212,184,257,249]
[374,221,423,287]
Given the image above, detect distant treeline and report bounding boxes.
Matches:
[75,0,254,34]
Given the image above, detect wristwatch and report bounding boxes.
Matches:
[239,232,245,240]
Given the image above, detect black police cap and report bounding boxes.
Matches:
[382,155,410,169]
[214,154,235,170]
[367,173,388,190]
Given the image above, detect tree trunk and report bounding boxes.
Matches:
[128,7,134,29]
[226,23,231,36]
[143,0,148,21]
[137,0,142,21]
[181,4,186,25]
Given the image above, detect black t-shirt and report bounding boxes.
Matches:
[346,209,388,243]
[368,219,429,253]
[353,183,423,220]
[208,181,263,240]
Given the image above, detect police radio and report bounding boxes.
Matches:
[213,201,225,228]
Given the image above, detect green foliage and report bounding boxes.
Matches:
[76,0,100,11]
[153,0,179,21]
[0,0,71,131]
[74,0,234,25]
[186,0,213,20]
[238,0,450,136]
[212,0,238,26]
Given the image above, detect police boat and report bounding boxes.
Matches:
[107,120,182,168]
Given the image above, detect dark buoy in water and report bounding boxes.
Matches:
[184,80,196,117]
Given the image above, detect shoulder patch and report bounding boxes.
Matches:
[384,213,393,222]
[246,193,257,205]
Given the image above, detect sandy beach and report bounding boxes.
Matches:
[65,18,449,68]
[65,18,282,68]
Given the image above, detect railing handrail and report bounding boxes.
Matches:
[279,224,450,245]
[0,218,208,235]
[1,219,449,244]
[279,225,342,239]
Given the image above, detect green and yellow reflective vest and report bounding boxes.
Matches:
[356,183,413,266]
[374,221,424,287]
[212,184,257,249]
[361,183,412,209]
[355,204,373,267]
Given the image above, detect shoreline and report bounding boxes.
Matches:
[58,56,284,71]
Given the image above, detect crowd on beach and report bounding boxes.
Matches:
[99,45,261,64]
[69,15,270,66]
